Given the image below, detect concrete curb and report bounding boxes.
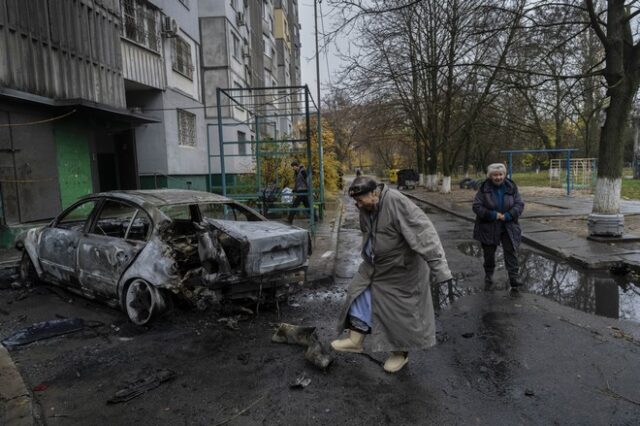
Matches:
[402,191,637,271]
[0,345,34,426]
[330,197,345,281]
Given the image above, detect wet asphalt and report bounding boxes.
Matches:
[1,190,640,425]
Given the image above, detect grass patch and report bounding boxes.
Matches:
[511,171,640,200]
[622,179,640,200]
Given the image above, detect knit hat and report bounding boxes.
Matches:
[348,177,378,197]
[487,163,507,177]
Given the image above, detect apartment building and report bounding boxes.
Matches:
[0,0,302,243]
[122,0,207,191]
[0,0,156,245]
[199,0,302,184]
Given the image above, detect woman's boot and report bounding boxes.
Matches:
[330,330,365,353]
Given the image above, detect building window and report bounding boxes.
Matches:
[178,110,196,147]
[238,131,247,156]
[121,0,160,52]
[172,36,194,79]
[232,33,240,60]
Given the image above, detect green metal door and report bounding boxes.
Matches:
[54,122,93,209]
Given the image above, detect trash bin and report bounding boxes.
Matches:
[397,169,419,190]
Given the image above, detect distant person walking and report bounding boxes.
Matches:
[330,176,453,373]
[472,163,525,295]
[287,160,314,224]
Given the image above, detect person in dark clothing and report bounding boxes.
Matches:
[472,163,525,296]
[287,160,315,224]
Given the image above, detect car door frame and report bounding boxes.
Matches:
[37,198,101,287]
[76,197,152,299]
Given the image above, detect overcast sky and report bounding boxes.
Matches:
[298,0,343,104]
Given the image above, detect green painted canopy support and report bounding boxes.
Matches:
[209,86,323,233]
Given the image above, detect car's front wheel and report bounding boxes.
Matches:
[124,279,170,325]
[19,252,39,287]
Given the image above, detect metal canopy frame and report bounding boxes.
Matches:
[208,85,323,229]
[501,148,579,196]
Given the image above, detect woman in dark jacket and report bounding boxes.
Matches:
[472,163,525,294]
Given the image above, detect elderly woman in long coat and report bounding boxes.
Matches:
[331,176,452,373]
[472,163,525,294]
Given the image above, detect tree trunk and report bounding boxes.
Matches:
[592,83,634,213]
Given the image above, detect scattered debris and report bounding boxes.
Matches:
[272,323,316,346]
[212,394,265,426]
[290,373,311,389]
[461,332,474,339]
[33,383,48,392]
[271,323,332,369]
[2,318,85,349]
[107,369,176,404]
[237,353,250,365]
[608,326,640,346]
[218,317,240,330]
[525,389,535,397]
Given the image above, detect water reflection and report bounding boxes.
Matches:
[457,242,640,322]
[431,275,480,311]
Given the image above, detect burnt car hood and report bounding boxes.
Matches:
[202,218,309,276]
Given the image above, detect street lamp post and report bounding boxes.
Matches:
[314,0,325,219]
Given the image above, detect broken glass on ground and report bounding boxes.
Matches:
[271,323,332,369]
[2,318,85,349]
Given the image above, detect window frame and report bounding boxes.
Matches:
[121,0,160,53]
[172,35,194,80]
[89,199,152,241]
[54,200,100,232]
[177,109,197,147]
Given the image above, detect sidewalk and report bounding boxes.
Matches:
[293,197,342,285]
[402,187,640,272]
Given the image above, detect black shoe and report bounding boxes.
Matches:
[484,277,494,291]
[509,278,522,288]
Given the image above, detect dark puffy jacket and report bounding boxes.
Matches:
[472,178,524,248]
[294,165,309,192]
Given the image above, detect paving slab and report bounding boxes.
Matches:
[0,345,33,426]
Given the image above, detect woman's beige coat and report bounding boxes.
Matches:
[337,185,452,352]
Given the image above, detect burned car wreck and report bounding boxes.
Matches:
[16,190,310,325]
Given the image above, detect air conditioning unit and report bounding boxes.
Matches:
[162,16,178,36]
[242,45,250,57]
[236,12,245,26]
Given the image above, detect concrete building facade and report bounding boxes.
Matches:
[0,0,302,243]
[122,0,207,191]
[0,0,157,245]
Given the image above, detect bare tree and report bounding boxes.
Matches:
[584,0,640,235]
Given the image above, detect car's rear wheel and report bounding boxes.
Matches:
[19,252,38,287]
[124,279,170,325]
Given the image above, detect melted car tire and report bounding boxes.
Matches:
[19,252,38,287]
[124,279,168,325]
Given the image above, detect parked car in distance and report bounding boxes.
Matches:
[397,169,419,190]
[16,190,310,325]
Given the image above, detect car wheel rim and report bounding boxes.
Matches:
[125,280,155,325]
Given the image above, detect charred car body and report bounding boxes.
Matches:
[16,190,310,325]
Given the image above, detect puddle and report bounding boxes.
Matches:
[457,242,640,322]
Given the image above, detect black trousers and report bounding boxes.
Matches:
[287,194,312,222]
[481,231,520,286]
